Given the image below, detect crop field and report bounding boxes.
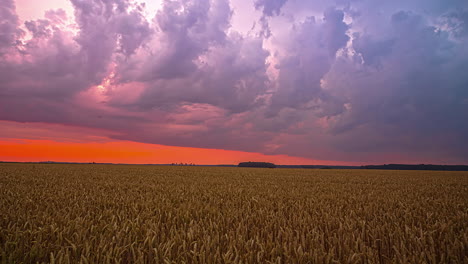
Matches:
[0,163,467,263]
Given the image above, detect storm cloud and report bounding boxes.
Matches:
[1,0,467,164]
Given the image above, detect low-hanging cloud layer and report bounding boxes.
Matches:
[1,0,467,164]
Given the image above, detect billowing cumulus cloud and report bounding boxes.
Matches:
[0,0,22,53]
[267,7,349,117]
[1,0,467,164]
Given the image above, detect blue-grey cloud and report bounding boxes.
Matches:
[319,8,468,162]
[267,8,349,117]
[254,0,287,16]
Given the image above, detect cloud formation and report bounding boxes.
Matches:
[1,0,467,164]
[0,0,22,53]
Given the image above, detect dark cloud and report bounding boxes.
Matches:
[0,0,153,98]
[71,0,152,84]
[352,35,395,67]
[119,0,271,114]
[136,32,269,113]
[320,9,468,162]
[441,9,468,39]
[254,0,288,16]
[115,6,152,56]
[0,0,152,126]
[323,8,350,56]
[0,20,86,98]
[0,0,22,53]
[24,19,52,38]
[267,8,349,116]
[137,0,231,80]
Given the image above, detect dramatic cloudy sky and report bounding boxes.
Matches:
[1,0,467,164]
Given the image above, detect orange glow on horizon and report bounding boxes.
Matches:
[0,138,354,166]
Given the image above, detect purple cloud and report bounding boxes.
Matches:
[0,0,22,53]
[267,8,349,116]
[254,0,288,16]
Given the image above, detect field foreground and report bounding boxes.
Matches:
[1,164,467,263]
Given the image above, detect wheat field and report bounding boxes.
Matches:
[0,163,467,263]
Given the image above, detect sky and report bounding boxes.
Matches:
[0,0,467,165]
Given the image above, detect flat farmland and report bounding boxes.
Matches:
[0,163,467,263]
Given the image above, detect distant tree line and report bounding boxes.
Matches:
[277,165,335,169]
[171,163,196,166]
[361,164,468,171]
[238,162,276,168]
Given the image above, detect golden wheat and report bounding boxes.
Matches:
[0,163,467,263]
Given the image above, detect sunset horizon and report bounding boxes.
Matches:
[1,120,460,166]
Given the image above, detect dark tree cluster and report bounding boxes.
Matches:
[238,162,276,168]
[171,163,196,166]
[361,164,468,171]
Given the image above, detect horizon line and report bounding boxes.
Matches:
[2,161,468,167]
